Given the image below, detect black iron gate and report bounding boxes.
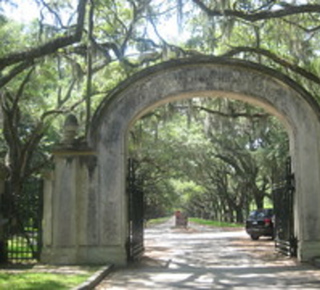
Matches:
[2,177,43,263]
[272,158,297,257]
[127,158,144,261]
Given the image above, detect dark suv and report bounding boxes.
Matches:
[245,209,274,240]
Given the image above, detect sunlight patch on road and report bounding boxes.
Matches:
[150,272,193,282]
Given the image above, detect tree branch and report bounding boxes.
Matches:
[40,97,86,122]
[59,79,77,107]
[195,106,269,119]
[281,19,320,34]
[39,0,66,29]
[13,68,35,112]
[0,61,34,88]
[0,0,87,69]
[221,46,320,85]
[192,0,320,22]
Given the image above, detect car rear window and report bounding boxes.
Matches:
[249,209,273,218]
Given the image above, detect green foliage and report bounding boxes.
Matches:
[129,98,288,223]
[0,0,315,225]
[189,217,242,228]
[146,216,171,226]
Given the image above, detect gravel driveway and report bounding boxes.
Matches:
[95,217,320,289]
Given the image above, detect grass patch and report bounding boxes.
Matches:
[0,266,98,290]
[189,218,243,228]
[146,216,171,226]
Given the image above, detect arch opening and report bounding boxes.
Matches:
[126,95,291,261]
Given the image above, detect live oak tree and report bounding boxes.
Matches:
[0,0,87,86]
[129,99,289,222]
[0,0,88,261]
[184,0,320,99]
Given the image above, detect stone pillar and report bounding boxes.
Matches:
[41,150,98,264]
[41,115,99,264]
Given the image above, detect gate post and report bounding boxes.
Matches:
[41,115,98,264]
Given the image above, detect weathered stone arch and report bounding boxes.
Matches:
[42,57,320,265]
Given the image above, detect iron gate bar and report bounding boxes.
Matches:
[272,157,297,257]
[127,158,144,261]
[3,177,43,263]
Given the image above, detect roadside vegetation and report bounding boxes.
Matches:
[146,216,172,227]
[146,216,243,228]
[0,266,99,290]
[189,218,243,228]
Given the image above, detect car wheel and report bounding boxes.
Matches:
[250,234,259,240]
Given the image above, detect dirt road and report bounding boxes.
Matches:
[95,217,320,289]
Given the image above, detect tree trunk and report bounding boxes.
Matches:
[254,195,264,209]
[235,207,244,223]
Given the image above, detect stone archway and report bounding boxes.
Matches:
[42,57,320,265]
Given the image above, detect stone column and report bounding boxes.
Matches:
[41,115,99,264]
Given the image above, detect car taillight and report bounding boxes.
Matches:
[264,218,271,226]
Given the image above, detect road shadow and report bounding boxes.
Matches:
[96,219,320,289]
